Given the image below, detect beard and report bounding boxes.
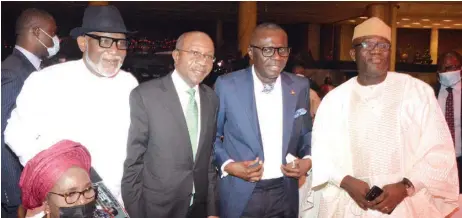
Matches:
[85,52,123,78]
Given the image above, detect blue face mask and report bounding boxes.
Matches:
[439,70,462,87]
[58,199,96,218]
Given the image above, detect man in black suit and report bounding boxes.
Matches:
[435,51,462,193]
[1,8,57,218]
[122,31,219,218]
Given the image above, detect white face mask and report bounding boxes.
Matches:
[84,40,123,78]
[439,70,462,87]
[36,28,60,58]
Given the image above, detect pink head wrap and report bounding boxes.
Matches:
[19,140,92,209]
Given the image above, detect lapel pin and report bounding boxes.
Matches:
[290,90,295,95]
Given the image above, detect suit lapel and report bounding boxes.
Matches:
[234,67,263,152]
[281,73,297,159]
[13,49,38,74]
[159,74,194,163]
[434,82,441,97]
[194,85,211,166]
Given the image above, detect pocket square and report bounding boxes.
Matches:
[294,108,307,118]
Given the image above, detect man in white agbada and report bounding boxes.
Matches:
[311,17,459,218]
[4,5,138,207]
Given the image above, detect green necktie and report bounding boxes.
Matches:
[186,88,198,206]
[186,88,198,159]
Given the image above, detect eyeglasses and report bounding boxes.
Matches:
[85,33,129,50]
[354,41,391,51]
[176,48,216,63]
[49,186,97,204]
[249,45,291,57]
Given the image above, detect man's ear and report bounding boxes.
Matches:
[30,27,41,37]
[77,36,87,52]
[247,47,253,60]
[350,49,356,62]
[172,50,179,63]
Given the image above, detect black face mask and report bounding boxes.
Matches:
[58,199,96,218]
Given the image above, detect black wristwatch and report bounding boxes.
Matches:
[401,177,415,196]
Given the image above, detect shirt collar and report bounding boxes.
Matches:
[251,65,281,92]
[15,45,41,70]
[172,70,199,94]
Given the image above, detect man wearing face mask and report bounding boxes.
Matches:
[1,8,57,218]
[4,5,138,207]
[435,51,462,194]
[311,17,458,217]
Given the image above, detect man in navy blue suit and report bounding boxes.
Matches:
[1,8,57,218]
[214,23,312,218]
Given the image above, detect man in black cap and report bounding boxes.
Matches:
[4,5,138,207]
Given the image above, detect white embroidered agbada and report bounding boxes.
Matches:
[4,59,138,205]
[311,72,459,218]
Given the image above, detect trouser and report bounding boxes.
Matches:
[187,201,207,218]
[241,177,296,218]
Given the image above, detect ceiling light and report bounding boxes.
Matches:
[443,20,452,22]
[433,23,441,26]
[454,23,462,26]
[396,21,400,24]
[412,22,421,25]
[401,18,410,21]
[403,25,411,27]
[423,26,431,28]
[421,19,430,22]
[444,26,451,29]
[349,20,356,23]
[359,16,368,19]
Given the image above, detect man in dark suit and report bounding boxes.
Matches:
[122,31,219,218]
[214,23,312,218]
[435,51,462,194]
[1,8,57,218]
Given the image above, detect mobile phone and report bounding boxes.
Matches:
[365,185,383,201]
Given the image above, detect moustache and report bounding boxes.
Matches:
[100,53,123,61]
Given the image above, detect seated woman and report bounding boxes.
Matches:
[19,140,96,218]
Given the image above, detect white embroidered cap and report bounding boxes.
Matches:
[352,17,391,42]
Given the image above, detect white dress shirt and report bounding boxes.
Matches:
[4,59,139,204]
[171,70,201,151]
[15,45,41,70]
[222,66,284,179]
[171,70,201,204]
[253,67,284,179]
[438,82,461,157]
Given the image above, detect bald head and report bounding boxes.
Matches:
[16,8,54,36]
[15,8,57,59]
[250,23,287,45]
[173,31,215,87]
[175,31,214,50]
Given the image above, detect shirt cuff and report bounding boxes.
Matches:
[220,159,234,178]
[302,155,311,160]
[407,178,425,196]
[332,172,349,188]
